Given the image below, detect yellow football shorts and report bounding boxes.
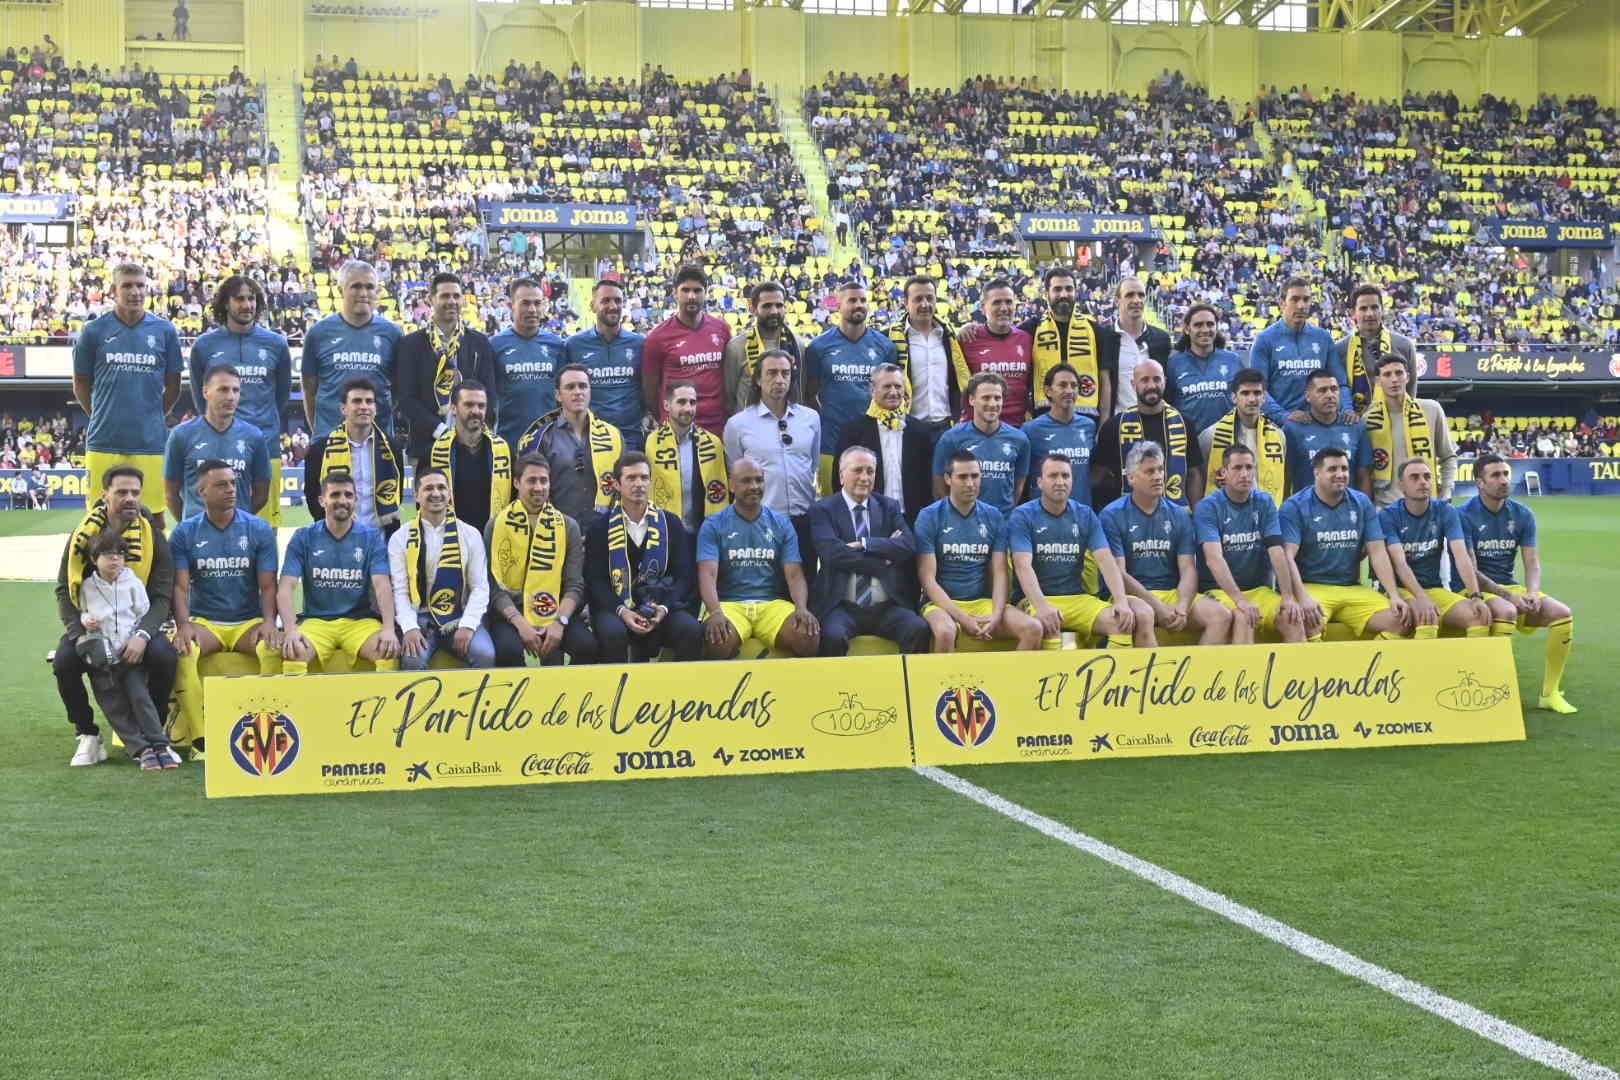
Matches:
[85,451,165,513]
[300,617,387,668]
[1303,583,1390,638]
[715,600,797,649]
[1206,586,1286,630]
[191,616,265,652]
[1147,587,1200,644]
[1021,593,1110,636]
[1499,583,1543,633]
[922,597,995,620]
[1398,586,1471,620]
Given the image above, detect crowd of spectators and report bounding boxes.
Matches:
[0,411,82,469]
[1262,85,1620,347]
[0,46,272,343]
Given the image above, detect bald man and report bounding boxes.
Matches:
[1091,359,1204,509]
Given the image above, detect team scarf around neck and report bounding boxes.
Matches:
[67,503,153,608]
[1210,409,1288,503]
[322,424,401,524]
[404,508,464,631]
[490,500,567,628]
[744,320,799,399]
[1119,406,1189,504]
[647,421,728,520]
[1346,329,1393,414]
[606,502,670,609]
[866,398,907,431]
[521,408,623,510]
[1364,393,1433,487]
[1033,312,1100,413]
[429,426,513,518]
[430,322,465,415]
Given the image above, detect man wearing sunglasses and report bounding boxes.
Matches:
[722,348,822,583]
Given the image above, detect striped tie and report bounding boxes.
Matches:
[853,503,874,607]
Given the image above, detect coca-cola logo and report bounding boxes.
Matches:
[520,751,592,777]
[1188,723,1250,749]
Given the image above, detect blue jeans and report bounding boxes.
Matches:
[400,624,497,670]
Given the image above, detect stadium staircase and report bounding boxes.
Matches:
[776,87,861,272]
[263,82,311,272]
[1256,117,1325,255]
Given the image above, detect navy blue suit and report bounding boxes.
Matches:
[809,491,931,656]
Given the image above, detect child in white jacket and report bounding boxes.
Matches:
[78,532,177,770]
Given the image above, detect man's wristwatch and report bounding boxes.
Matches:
[133,629,151,641]
[557,614,571,627]
[1467,590,1484,600]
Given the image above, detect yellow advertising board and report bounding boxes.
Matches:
[909,638,1525,767]
[204,656,913,798]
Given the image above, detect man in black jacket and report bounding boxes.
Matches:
[585,452,703,662]
[809,446,930,657]
[301,376,405,538]
[836,363,933,524]
[1110,276,1173,413]
[397,272,498,461]
[54,464,177,766]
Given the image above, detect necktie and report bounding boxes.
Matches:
[853,503,874,607]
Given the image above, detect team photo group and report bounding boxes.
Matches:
[56,257,1576,772]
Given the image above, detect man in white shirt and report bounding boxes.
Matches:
[387,467,496,669]
[1111,276,1172,414]
[888,275,961,444]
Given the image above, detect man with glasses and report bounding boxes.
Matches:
[723,348,822,583]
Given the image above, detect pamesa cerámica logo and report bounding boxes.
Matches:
[229,709,301,777]
[935,685,997,748]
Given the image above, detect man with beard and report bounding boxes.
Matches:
[1165,303,1246,437]
[1282,370,1371,496]
[648,380,730,535]
[1021,267,1118,419]
[1248,275,1344,413]
[492,277,566,448]
[1091,360,1203,508]
[278,471,400,674]
[804,280,899,492]
[420,380,512,532]
[723,280,801,412]
[398,272,498,461]
[642,265,732,437]
[565,279,646,450]
[885,274,964,447]
[1336,283,1417,415]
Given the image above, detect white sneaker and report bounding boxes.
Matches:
[70,734,108,766]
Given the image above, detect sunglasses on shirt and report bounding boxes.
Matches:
[778,418,793,446]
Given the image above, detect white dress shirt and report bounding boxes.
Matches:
[387,516,491,633]
[345,428,379,527]
[1115,325,1150,412]
[877,423,904,502]
[906,323,952,422]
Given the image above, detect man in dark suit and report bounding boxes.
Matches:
[810,445,931,657]
[397,272,498,461]
[836,363,932,523]
[585,451,703,663]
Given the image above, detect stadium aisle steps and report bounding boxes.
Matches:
[264,82,311,270]
[776,86,858,270]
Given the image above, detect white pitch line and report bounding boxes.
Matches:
[913,765,1617,1080]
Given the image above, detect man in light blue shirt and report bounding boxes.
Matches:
[723,349,822,582]
[492,277,566,447]
[165,365,270,521]
[565,278,646,449]
[931,373,1030,514]
[1283,370,1372,495]
[301,259,402,437]
[1247,276,1346,412]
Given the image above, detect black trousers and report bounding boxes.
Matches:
[818,601,932,657]
[54,632,177,738]
[593,608,704,663]
[488,616,600,667]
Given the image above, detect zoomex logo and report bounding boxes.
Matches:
[229,710,301,777]
[935,686,996,748]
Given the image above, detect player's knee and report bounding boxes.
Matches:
[1128,597,1154,621]
[1015,620,1043,649]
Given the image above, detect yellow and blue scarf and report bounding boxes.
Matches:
[67,504,153,608]
[404,509,464,631]
[1210,409,1288,503]
[606,504,671,609]
[1119,406,1189,505]
[321,424,400,525]
[429,427,513,519]
[647,421,728,521]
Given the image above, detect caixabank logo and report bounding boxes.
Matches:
[229,710,301,778]
[935,686,997,748]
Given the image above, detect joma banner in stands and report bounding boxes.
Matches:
[204,655,911,797]
[909,638,1524,767]
[1484,219,1614,250]
[479,201,639,233]
[0,194,73,223]
[1421,347,1620,382]
[1018,213,1160,241]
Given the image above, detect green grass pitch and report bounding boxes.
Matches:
[1,498,1614,1078]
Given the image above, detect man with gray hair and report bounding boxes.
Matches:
[302,259,403,438]
[835,362,933,522]
[1099,440,1232,645]
[808,445,929,656]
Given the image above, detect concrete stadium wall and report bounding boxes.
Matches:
[0,0,1616,104]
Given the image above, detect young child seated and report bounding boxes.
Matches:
[78,531,179,771]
